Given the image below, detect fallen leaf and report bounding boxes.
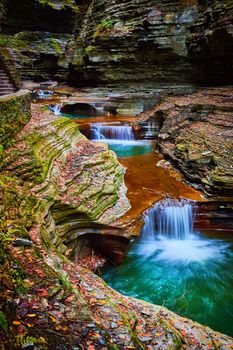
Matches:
[50,315,57,323]
[12,321,21,325]
[37,289,48,297]
[27,314,37,318]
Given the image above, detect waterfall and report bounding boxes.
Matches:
[37,90,54,98]
[142,198,194,240]
[49,104,62,116]
[91,124,135,140]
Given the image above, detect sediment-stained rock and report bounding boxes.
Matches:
[146,87,233,198]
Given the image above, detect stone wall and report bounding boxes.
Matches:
[68,0,233,87]
[0,90,31,147]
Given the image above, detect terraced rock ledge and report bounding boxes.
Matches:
[140,87,233,199]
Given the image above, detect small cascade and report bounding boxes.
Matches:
[49,104,62,116]
[142,198,194,240]
[37,90,54,98]
[91,124,135,140]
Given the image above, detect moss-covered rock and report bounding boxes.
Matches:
[1,105,130,253]
[0,90,31,148]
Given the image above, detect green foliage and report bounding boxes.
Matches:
[50,38,63,54]
[93,18,115,39]
[85,45,97,54]
[0,35,28,49]
[0,311,8,332]
[15,335,37,347]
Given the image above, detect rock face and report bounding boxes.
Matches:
[1,106,130,258]
[187,0,233,85]
[69,0,200,86]
[147,87,233,198]
[69,0,233,86]
[1,0,232,85]
[0,0,89,81]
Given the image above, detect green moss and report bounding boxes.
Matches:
[176,143,187,151]
[93,18,115,39]
[49,38,63,55]
[0,311,8,332]
[0,91,31,148]
[37,0,78,11]
[85,45,97,54]
[0,35,28,49]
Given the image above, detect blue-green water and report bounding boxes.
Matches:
[102,233,233,336]
[93,140,153,158]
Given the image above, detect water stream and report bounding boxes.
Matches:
[91,123,153,157]
[103,199,233,336]
[49,104,62,116]
[48,93,233,335]
[91,123,135,140]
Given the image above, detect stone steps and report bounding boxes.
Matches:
[0,67,17,96]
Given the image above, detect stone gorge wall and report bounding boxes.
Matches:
[69,0,201,86]
[69,0,233,87]
[146,87,233,198]
[1,106,130,259]
[187,0,233,85]
[0,0,90,81]
[1,0,232,85]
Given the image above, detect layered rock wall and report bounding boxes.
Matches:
[0,0,90,81]
[149,88,233,198]
[1,0,232,85]
[69,0,233,86]
[1,106,130,256]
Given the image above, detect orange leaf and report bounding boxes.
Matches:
[12,321,21,325]
[37,289,48,297]
[155,332,162,337]
[27,323,34,328]
[50,315,57,323]
[27,314,37,318]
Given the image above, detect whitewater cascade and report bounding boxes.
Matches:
[49,104,62,116]
[142,198,194,240]
[91,124,135,140]
[37,90,54,98]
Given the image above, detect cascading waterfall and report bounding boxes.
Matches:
[49,104,62,116]
[37,90,54,98]
[91,123,135,140]
[142,198,194,240]
[103,197,233,336]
